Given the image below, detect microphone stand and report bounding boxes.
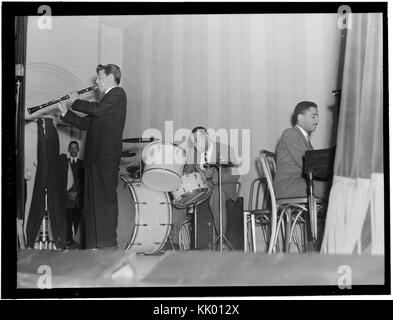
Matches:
[218,164,223,251]
[15,79,22,145]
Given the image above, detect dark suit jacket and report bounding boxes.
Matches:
[274,126,312,198]
[60,87,127,166]
[181,141,240,201]
[65,158,84,209]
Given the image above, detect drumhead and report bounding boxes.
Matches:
[117,177,136,250]
[142,169,181,192]
[142,141,186,165]
[117,178,172,253]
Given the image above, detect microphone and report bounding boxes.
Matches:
[15,64,24,83]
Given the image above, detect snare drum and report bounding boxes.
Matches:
[141,142,186,192]
[172,172,211,209]
[117,176,172,254]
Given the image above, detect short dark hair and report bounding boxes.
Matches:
[68,140,79,149]
[96,64,121,84]
[291,101,318,126]
[191,126,207,134]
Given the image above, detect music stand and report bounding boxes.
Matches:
[205,161,237,252]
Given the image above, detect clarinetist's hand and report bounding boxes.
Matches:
[57,101,68,115]
[68,91,79,103]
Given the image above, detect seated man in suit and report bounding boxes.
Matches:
[168,126,240,250]
[274,101,331,199]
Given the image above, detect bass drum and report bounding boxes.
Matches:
[116,176,172,254]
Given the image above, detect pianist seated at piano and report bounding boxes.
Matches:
[274,101,331,199]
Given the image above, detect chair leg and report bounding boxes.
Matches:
[304,217,311,252]
[285,209,292,253]
[279,218,286,252]
[250,219,256,251]
[251,214,257,253]
[243,212,248,253]
[296,222,304,252]
[261,221,268,247]
[292,225,301,252]
[273,212,285,253]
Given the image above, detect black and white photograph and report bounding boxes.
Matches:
[2,1,389,300]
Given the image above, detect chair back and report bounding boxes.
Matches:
[261,150,277,179]
[247,178,267,210]
[260,150,279,253]
[260,150,277,207]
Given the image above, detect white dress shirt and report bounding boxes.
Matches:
[105,86,117,94]
[199,141,214,171]
[296,125,312,148]
[67,157,76,191]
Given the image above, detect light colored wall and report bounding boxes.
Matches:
[26,16,100,87]
[99,24,123,70]
[121,14,342,202]
[25,16,101,155]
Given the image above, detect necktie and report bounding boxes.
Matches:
[67,160,74,190]
[307,137,313,150]
[70,159,76,168]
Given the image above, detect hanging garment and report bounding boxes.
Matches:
[26,118,68,249]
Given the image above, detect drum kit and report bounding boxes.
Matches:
[117,137,213,255]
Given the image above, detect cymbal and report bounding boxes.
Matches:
[121,151,136,157]
[204,161,238,168]
[122,137,156,143]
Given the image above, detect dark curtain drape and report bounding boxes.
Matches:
[15,16,28,248]
[16,16,27,218]
[321,13,384,255]
[26,118,68,249]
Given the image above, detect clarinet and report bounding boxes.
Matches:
[27,84,98,115]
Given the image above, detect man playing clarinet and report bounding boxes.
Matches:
[57,64,126,250]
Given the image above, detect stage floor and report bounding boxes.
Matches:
[17,248,385,289]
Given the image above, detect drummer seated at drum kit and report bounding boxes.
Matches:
[167,126,240,250]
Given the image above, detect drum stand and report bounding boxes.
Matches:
[171,202,199,250]
[189,202,199,249]
[208,164,235,252]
